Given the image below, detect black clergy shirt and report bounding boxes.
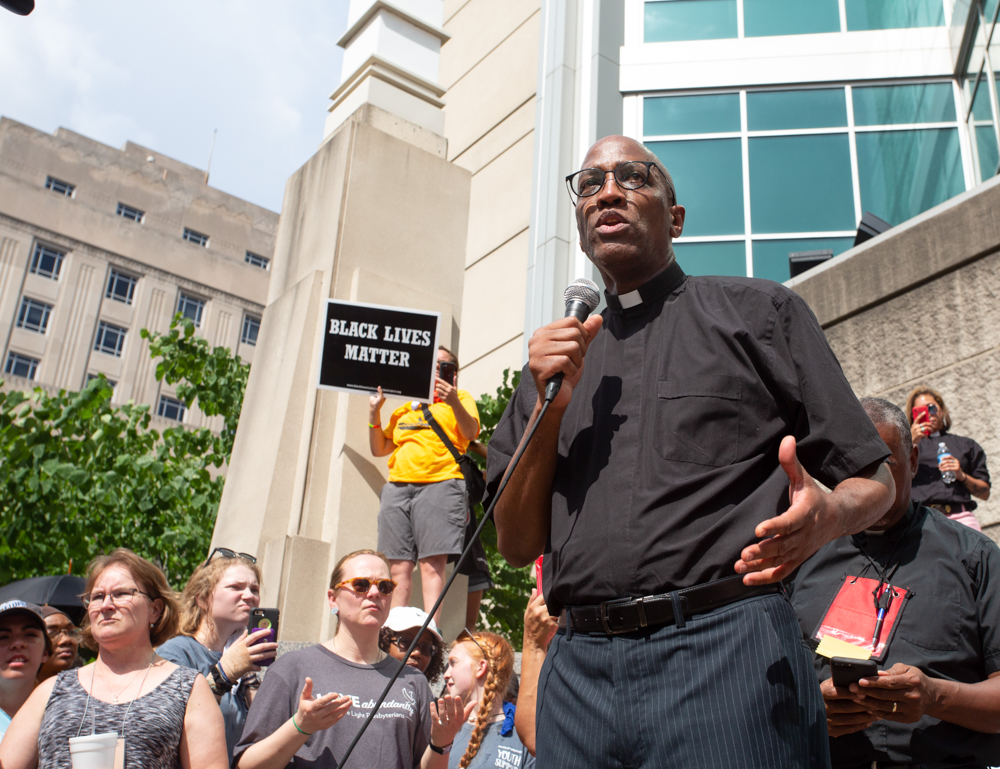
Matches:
[786,504,1000,767]
[911,430,990,510]
[485,261,889,614]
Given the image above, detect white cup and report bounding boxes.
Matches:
[68,733,118,769]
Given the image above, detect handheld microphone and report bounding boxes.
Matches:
[544,278,601,402]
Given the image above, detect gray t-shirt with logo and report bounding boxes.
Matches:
[448,720,535,769]
[233,643,432,768]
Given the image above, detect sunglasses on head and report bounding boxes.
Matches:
[204,547,257,568]
[334,577,397,596]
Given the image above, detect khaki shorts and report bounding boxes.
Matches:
[377,479,468,562]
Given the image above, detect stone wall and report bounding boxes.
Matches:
[789,173,1000,536]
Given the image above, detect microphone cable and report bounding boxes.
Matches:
[337,394,556,767]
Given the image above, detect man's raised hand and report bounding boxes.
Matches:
[735,435,842,584]
[527,315,603,411]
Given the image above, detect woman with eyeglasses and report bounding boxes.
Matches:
[379,607,446,684]
[442,630,533,769]
[35,607,82,684]
[234,549,473,769]
[907,385,991,531]
[157,549,277,763]
[0,548,228,769]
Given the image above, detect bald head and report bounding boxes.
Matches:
[583,136,676,206]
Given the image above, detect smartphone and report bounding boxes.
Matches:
[830,656,878,687]
[438,360,457,386]
[912,405,930,425]
[535,555,544,594]
[247,608,279,667]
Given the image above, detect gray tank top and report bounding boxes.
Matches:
[37,666,198,769]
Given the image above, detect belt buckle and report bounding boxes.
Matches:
[598,601,614,635]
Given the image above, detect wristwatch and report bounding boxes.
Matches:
[429,742,453,755]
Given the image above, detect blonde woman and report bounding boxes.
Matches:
[442,631,533,769]
[158,549,277,762]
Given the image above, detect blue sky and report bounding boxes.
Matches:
[0,0,350,212]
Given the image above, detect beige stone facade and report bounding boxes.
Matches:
[0,118,277,429]
[789,174,1000,540]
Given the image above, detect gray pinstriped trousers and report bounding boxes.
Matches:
[535,593,830,768]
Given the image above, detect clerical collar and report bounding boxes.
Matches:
[604,260,687,313]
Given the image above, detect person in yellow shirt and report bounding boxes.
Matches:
[369,346,481,624]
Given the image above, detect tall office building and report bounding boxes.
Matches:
[441,0,1000,395]
[0,118,278,429]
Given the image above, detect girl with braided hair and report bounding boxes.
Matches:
[443,631,534,769]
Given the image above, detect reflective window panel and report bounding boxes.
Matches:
[856,128,964,225]
[975,125,999,180]
[647,139,745,236]
[645,0,737,42]
[744,0,840,37]
[853,83,956,126]
[674,241,746,277]
[752,237,855,283]
[845,0,945,31]
[746,89,847,130]
[748,134,855,233]
[644,94,741,136]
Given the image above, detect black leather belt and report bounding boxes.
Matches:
[560,575,782,636]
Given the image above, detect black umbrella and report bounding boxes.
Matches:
[0,575,87,624]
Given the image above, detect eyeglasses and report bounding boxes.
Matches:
[390,634,438,658]
[81,588,152,608]
[565,161,666,203]
[334,577,397,596]
[48,626,80,641]
[204,547,257,568]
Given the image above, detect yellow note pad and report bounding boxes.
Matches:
[816,635,872,660]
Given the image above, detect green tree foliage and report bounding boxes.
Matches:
[0,317,247,585]
[471,367,536,648]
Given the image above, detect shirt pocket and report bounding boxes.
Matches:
[901,589,961,651]
[653,376,742,467]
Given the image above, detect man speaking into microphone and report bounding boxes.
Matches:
[485,136,895,768]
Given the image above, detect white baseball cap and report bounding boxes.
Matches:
[383,606,443,643]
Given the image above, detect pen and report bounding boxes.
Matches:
[872,587,893,648]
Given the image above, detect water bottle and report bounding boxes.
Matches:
[937,442,956,484]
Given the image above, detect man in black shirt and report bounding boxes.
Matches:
[485,135,895,767]
[787,397,1000,767]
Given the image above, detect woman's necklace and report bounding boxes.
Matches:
[97,654,154,704]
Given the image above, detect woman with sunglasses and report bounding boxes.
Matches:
[442,630,533,769]
[907,385,991,531]
[158,549,277,763]
[379,607,446,684]
[0,548,227,769]
[235,549,473,769]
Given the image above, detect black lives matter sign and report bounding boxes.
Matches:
[317,300,440,401]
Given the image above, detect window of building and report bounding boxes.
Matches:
[30,243,66,280]
[845,0,944,31]
[244,251,270,270]
[44,176,75,197]
[94,321,127,357]
[645,0,737,43]
[157,395,186,422]
[5,352,39,380]
[116,202,145,223]
[744,0,839,37]
[176,293,205,327]
[16,297,53,334]
[106,270,138,305]
[182,228,209,247]
[967,71,999,182]
[241,314,260,346]
[642,81,965,282]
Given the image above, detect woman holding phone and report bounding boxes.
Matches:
[367,346,481,624]
[234,549,472,769]
[906,385,991,530]
[158,549,277,763]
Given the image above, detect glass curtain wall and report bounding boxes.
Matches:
[645,0,946,42]
[965,0,1000,182]
[644,83,966,281]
